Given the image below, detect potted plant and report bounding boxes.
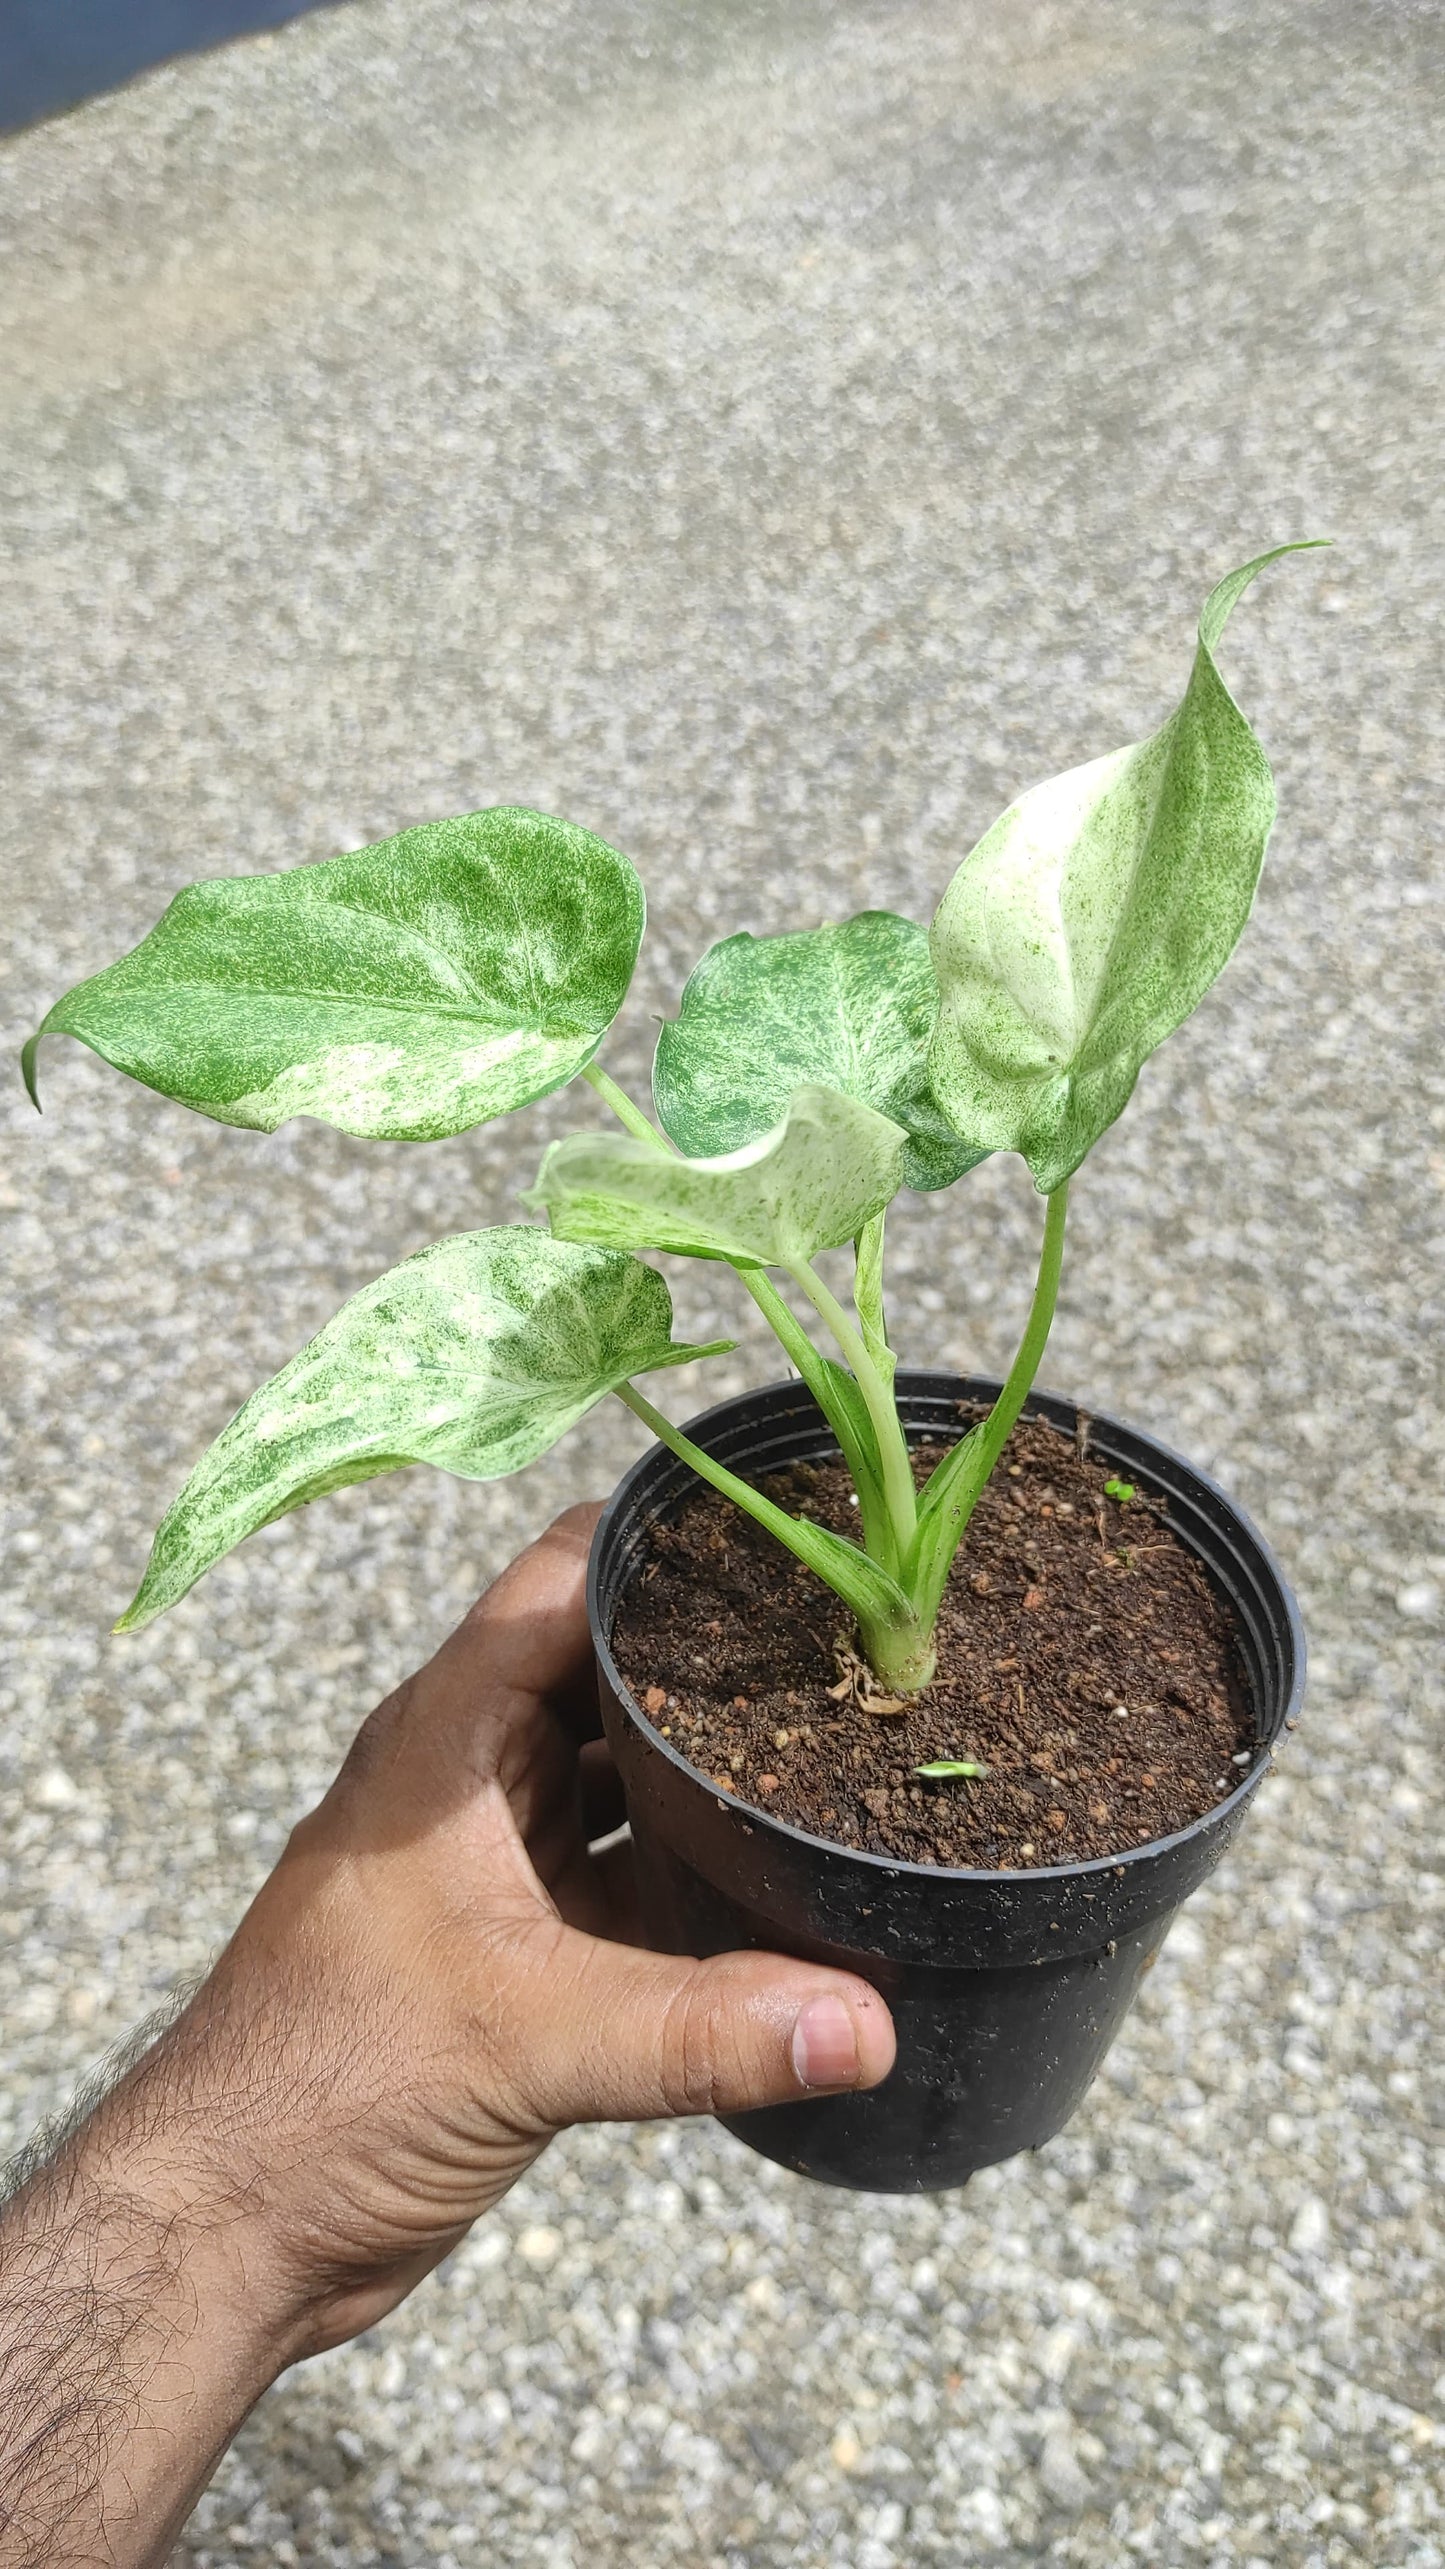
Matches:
[25,546,1314,2193]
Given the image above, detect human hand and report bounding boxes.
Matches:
[129,1500,894,2353]
[0,1506,894,2565]
[168,1500,895,2354]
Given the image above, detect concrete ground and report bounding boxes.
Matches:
[1,1,1441,2561]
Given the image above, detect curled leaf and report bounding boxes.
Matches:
[928,545,1326,1191]
[525,1081,907,1269]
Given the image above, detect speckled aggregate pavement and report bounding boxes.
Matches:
[1,1,1442,2561]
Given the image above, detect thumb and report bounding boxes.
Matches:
[515,1926,896,2129]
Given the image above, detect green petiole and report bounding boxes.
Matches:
[588,1067,1069,1700]
[582,1060,665,1145]
[783,1256,919,1561]
[615,1382,934,1691]
[584,1059,900,1571]
[904,1182,1069,1630]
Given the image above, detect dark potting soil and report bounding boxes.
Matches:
[611,1409,1254,1869]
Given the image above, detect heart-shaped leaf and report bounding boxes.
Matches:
[118,1229,725,1628]
[928,545,1325,1192]
[25,807,644,1141]
[653,912,980,1191]
[525,1082,907,1270]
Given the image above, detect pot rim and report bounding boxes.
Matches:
[588,1371,1306,1891]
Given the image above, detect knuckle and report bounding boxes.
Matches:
[338,1677,415,1783]
[472,1914,577,2136]
[659,1978,735,2116]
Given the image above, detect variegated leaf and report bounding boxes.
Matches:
[25,807,644,1141]
[928,544,1324,1191]
[118,1229,725,1627]
[653,912,980,1191]
[525,1082,907,1269]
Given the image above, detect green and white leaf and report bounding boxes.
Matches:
[905,1421,988,1629]
[653,912,980,1191]
[25,807,644,1141]
[928,545,1325,1192]
[118,1229,726,1628]
[525,1081,907,1270]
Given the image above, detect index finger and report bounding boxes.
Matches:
[440,1502,604,1736]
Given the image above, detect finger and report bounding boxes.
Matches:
[513,1928,896,2127]
[402,1506,603,1774]
[540,1830,639,1945]
[588,1833,642,1946]
[579,1740,627,1842]
[456,1502,602,1699]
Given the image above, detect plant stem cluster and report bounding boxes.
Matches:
[587,1063,1069,1694]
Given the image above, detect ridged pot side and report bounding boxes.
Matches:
[589,1374,1305,2193]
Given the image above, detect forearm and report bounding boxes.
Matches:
[0,2078,298,2569]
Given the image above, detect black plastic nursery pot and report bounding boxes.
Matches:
[588,1372,1305,2195]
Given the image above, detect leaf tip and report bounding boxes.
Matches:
[113,1573,160,1634]
[20,1032,42,1111]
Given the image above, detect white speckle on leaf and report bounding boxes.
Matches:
[455,1031,531,1076]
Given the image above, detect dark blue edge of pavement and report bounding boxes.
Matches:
[0,0,349,137]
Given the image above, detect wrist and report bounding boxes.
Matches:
[69,2039,325,2386]
[87,1936,470,2365]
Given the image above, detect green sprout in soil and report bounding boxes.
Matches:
[914,1761,990,1781]
[1104,1479,1137,1503]
[24,547,1322,1696]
